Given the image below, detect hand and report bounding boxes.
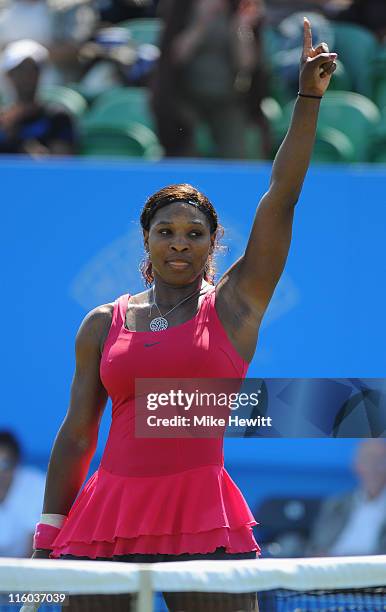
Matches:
[299,17,337,97]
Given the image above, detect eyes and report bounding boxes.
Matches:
[158,228,203,238]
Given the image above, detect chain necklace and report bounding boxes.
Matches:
[148,286,203,331]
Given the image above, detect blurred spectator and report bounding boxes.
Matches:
[151,0,271,159]
[78,26,159,96]
[96,0,158,25]
[332,0,386,42]
[0,0,96,85]
[0,40,77,156]
[0,431,45,557]
[306,440,386,556]
[264,0,348,26]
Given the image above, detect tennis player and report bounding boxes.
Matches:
[32,19,336,612]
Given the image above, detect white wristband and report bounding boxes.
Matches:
[39,513,67,528]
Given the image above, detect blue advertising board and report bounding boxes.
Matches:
[1,158,385,501]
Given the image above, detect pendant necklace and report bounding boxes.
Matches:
[148,286,203,332]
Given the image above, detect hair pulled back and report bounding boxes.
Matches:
[139,184,224,287]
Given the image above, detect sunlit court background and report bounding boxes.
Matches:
[1,0,386,583]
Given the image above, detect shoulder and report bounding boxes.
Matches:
[76,303,114,352]
[127,289,149,305]
[79,303,114,330]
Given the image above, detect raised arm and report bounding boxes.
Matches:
[222,19,337,317]
[33,305,112,557]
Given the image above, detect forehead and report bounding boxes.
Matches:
[150,201,210,227]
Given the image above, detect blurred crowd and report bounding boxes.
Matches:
[1,430,386,559]
[0,431,45,558]
[0,0,386,158]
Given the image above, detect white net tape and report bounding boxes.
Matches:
[0,556,385,595]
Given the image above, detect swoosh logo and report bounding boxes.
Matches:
[144,342,161,347]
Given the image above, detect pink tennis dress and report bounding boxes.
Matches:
[51,287,259,558]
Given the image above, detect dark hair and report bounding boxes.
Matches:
[0,431,21,463]
[139,183,224,287]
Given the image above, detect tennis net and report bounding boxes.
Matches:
[0,555,385,612]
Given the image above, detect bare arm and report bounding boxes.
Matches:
[222,19,337,316]
[40,305,112,519]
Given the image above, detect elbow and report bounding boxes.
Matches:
[284,190,301,208]
[288,194,300,208]
[269,182,301,208]
[281,187,301,208]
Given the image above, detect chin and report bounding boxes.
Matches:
[164,270,199,286]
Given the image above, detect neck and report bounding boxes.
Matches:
[151,275,208,307]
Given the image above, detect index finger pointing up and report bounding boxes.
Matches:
[303,17,313,56]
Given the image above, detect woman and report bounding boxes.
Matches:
[32,19,336,612]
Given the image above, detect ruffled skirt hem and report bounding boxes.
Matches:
[50,526,260,558]
[50,464,259,558]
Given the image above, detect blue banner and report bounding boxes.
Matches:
[1,158,386,459]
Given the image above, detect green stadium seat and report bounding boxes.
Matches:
[312,127,355,163]
[66,82,100,105]
[261,26,282,58]
[80,120,162,159]
[38,86,88,117]
[261,27,293,105]
[319,92,380,161]
[87,87,154,129]
[374,77,386,110]
[372,46,386,109]
[368,106,386,160]
[120,18,163,46]
[245,99,282,160]
[331,22,379,98]
[261,97,282,124]
[275,91,380,162]
[195,124,214,157]
[372,149,386,163]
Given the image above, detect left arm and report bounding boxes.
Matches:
[220,18,337,317]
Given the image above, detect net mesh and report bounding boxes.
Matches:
[0,556,385,612]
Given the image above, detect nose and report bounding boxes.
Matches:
[170,238,189,252]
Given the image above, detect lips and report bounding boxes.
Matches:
[167,261,190,269]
